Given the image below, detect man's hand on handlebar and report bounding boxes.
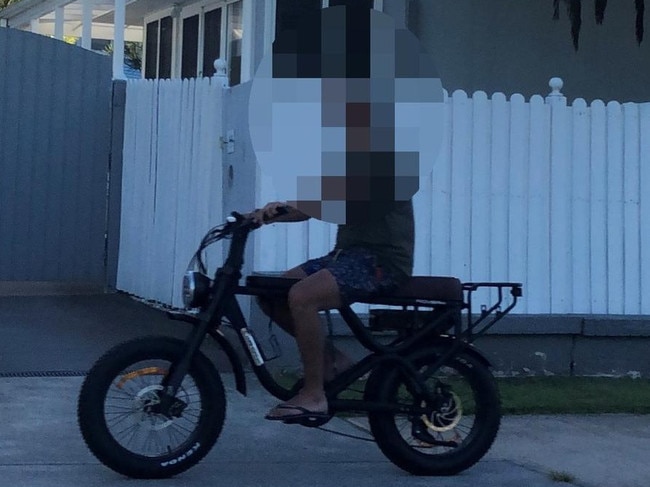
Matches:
[248,202,311,226]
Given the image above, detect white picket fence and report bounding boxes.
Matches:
[255,82,650,315]
[118,77,650,315]
[117,78,223,308]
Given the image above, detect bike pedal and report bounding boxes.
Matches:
[284,414,333,428]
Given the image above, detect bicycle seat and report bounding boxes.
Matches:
[245,275,463,303]
[245,275,300,290]
[370,276,463,303]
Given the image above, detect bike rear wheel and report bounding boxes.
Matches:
[78,336,225,478]
[366,347,500,476]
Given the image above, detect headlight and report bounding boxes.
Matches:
[182,271,212,309]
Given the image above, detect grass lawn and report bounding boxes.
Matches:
[498,376,650,415]
[275,372,650,415]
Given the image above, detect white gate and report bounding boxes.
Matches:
[118,78,224,308]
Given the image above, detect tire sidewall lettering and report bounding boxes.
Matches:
[160,442,201,467]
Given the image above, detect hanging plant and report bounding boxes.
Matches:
[635,0,645,44]
[553,0,645,49]
[595,0,607,24]
[568,0,582,49]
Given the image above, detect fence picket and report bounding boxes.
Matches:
[508,93,529,312]
[449,90,472,280]
[606,101,625,314]
[640,103,650,314]
[549,95,572,313]
[527,95,551,313]
[589,100,608,313]
[490,92,510,283]
[570,98,591,313]
[623,102,641,314]
[470,91,491,285]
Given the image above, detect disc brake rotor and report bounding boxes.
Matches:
[116,367,178,431]
[420,391,463,432]
[133,384,174,431]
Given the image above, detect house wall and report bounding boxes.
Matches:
[409,0,650,103]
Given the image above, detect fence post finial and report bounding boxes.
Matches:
[213,58,229,88]
[546,77,565,103]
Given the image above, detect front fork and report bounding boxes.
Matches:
[157,272,238,415]
[155,317,213,416]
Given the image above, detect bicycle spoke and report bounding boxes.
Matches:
[103,359,203,458]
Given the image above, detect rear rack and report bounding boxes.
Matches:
[461,282,523,343]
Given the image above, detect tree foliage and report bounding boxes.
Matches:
[0,0,21,8]
[553,0,645,49]
[104,41,143,70]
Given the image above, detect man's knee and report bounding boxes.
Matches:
[287,270,342,311]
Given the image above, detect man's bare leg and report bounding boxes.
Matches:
[256,266,307,335]
[258,268,353,382]
[266,269,341,417]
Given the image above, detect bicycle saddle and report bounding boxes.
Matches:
[245,275,463,303]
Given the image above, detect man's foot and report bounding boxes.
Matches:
[265,390,329,426]
[264,403,331,427]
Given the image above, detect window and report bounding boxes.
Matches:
[144,16,173,79]
[144,20,158,79]
[180,5,225,79]
[181,15,200,79]
[203,8,223,77]
[143,1,243,82]
[159,16,173,79]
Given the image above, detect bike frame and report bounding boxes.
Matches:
[162,215,522,418]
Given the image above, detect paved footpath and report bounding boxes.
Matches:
[1,374,649,487]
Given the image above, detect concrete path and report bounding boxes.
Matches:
[0,292,648,487]
[0,374,648,487]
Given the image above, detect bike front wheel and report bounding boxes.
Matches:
[77,336,226,479]
[366,347,501,476]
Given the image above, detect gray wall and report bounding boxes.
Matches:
[410,0,650,103]
[0,29,113,288]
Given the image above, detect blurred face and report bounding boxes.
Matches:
[248,5,445,224]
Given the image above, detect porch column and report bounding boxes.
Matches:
[112,0,126,79]
[263,0,275,52]
[54,6,64,40]
[81,0,93,49]
[241,0,254,82]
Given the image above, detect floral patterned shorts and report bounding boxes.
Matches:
[300,247,401,303]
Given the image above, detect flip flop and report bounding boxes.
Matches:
[265,403,331,427]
